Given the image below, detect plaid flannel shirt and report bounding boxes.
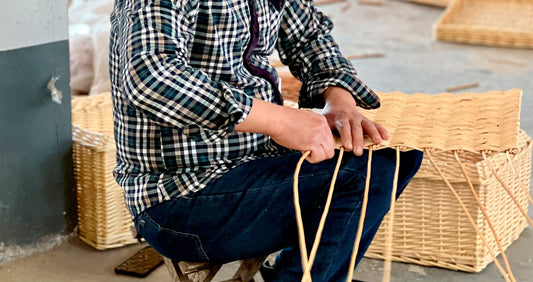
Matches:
[110,0,380,217]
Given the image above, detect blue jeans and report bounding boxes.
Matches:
[134,149,423,281]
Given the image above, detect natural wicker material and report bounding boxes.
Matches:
[366,130,531,272]
[71,92,138,250]
[359,89,522,153]
[293,88,526,278]
[289,88,528,280]
[403,0,449,8]
[434,0,533,48]
[354,89,529,274]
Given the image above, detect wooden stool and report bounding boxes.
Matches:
[164,256,267,282]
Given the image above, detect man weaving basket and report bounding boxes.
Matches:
[109,0,423,280]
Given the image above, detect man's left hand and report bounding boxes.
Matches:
[322,86,389,156]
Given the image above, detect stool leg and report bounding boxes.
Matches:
[164,256,265,282]
[166,258,222,282]
[230,256,267,282]
[170,259,193,282]
[201,264,221,282]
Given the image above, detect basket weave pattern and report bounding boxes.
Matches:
[360,89,522,153]
[434,0,533,48]
[365,131,531,272]
[273,77,529,273]
[72,93,137,250]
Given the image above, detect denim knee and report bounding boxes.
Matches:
[396,150,423,197]
[133,204,210,262]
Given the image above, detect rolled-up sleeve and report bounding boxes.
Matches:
[123,0,253,142]
[275,0,380,110]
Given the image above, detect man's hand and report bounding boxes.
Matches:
[322,86,389,156]
[270,107,335,163]
[235,99,335,163]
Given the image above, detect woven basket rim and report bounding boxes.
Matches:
[359,89,522,154]
[72,124,114,149]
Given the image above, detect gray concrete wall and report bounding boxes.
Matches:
[0,0,75,259]
[0,0,68,51]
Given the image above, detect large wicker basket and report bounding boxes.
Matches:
[71,92,137,250]
[434,0,533,49]
[365,131,532,272]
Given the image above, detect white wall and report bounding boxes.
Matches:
[0,0,68,51]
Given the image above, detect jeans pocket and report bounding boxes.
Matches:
[134,212,209,262]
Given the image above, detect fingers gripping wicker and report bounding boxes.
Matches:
[72,93,138,250]
[434,0,533,49]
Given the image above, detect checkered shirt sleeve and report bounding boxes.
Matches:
[276,0,381,109]
[122,0,253,142]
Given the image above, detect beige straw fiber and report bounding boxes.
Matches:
[366,130,531,272]
[357,89,531,274]
[72,93,138,250]
[359,89,522,154]
[275,66,529,279]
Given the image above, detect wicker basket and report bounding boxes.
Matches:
[71,92,138,250]
[434,0,533,49]
[365,130,532,272]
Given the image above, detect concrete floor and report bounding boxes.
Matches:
[1,0,532,281]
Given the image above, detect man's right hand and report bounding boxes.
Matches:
[235,99,335,163]
[270,106,335,163]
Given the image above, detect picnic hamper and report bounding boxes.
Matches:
[71,92,137,250]
[434,0,533,49]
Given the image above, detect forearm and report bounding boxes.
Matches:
[235,98,336,163]
[234,99,283,136]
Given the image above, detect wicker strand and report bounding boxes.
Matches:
[382,147,400,282]
[293,151,311,275]
[454,151,516,282]
[346,147,373,282]
[426,150,512,282]
[482,151,533,227]
[505,151,533,205]
[302,148,345,281]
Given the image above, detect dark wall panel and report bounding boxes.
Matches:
[0,41,75,245]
